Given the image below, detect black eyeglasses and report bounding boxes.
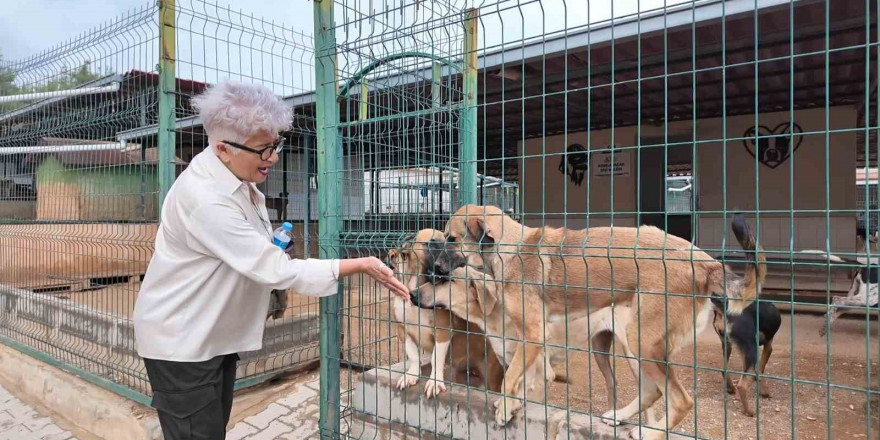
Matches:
[220,137,285,161]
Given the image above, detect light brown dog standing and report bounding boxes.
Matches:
[409,264,656,425]
[387,229,504,397]
[433,205,764,439]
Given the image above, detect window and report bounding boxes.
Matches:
[666,174,693,214]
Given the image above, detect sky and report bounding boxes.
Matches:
[0,0,696,60]
[0,0,691,96]
[0,0,315,62]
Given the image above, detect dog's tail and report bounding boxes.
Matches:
[731,213,766,301]
[707,215,766,312]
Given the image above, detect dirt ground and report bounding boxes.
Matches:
[12,276,879,439]
[339,285,880,440]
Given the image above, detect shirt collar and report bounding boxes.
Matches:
[198,148,246,195]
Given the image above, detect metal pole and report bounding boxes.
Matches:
[304,134,312,258]
[459,8,478,206]
[314,0,342,437]
[0,83,120,103]
[157,0,176,208]
[359,79,368,121]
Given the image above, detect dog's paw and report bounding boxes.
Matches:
[424,377,447,399]
[493,397,521,426]
[601,409,624,427]
[759,385,772,398]
[628,426,644,440]
[629,426,666,440]
[396,372,419,390]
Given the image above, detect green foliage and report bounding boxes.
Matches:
[1,51,106,113]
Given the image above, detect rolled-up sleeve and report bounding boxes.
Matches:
[185,200,340,296]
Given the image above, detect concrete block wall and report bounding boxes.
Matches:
[0,284,321,394]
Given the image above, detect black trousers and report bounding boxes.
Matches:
[144,353,239,440]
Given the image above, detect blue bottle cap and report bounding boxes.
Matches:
[282,222,293,231]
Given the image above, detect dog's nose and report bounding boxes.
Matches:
[409,290,420,307]
[431,263,451,283]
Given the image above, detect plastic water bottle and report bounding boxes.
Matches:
[272,222,293,249]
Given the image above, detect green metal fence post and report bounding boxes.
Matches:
[314,0,342,437]
[459,8,478,205]
[157,0,176,206]
[432,61,442,109]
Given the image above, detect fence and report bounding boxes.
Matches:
[0,0,324,402]
[1,0,879,439]
[315,0,880,440]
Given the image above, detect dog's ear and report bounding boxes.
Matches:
[466,214,497,245]
[470,274,499,316]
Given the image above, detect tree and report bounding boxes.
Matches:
[0,51,20,97]
[0,54,105,113]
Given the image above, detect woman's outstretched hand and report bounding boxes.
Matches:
[339,257,410,300]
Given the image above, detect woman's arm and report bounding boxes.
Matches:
[185,201,410,300]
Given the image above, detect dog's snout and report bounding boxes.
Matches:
[409,290,420,307]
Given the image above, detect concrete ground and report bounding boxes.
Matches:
[226,371,324,440]
[0,382,81,440]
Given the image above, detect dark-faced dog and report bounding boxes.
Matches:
[711,298,781,417]
[710,216,780,417]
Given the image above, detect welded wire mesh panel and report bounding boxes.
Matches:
[319,0,880,439]
[857,179,878,234]
[0,3,160,398]
[320,0,523,435]
[0,0,325,400]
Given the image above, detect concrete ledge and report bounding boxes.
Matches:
[0,283,321,391]
[0,341,162,440]
[351,361,676,440]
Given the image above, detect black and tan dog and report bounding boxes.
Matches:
[710,216,779,418]
[432,205,764,439]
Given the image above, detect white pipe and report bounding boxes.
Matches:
[0,82,121,104]
[667,184,692,192]
[0,143,125,155]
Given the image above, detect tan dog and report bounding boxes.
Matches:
[386,229,504,397]
[410,264,656,425]
[433,205,764,439]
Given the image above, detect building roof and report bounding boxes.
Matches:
[19,137,187,167]
[3,0,872,167]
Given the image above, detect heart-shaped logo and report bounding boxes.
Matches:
[558,143,590,186]
[741,122,804,169]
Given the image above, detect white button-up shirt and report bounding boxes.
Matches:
[133,148,340,362]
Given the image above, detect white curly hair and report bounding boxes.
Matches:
[191,80,292,154]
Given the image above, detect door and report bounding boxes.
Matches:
[638,136,696,242]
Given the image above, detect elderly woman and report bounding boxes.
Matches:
[133,80,409,440]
